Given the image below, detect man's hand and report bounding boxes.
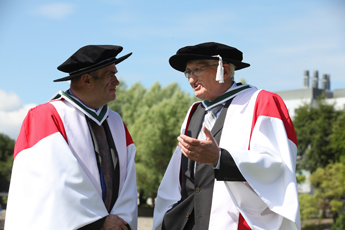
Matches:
[100,214,128,230]
[177,125,220,166]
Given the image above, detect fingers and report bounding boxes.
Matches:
[178,135,197,157]
[178,134,199,146]
[116,216,128,225]
[178,138,190,157]
[102,215,128,230]
[177,126,220,165]
[203,125,214,141]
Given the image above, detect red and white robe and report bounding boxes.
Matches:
[153,85,300,230]
[5,91,138,230]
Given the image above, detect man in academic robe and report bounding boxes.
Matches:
[152,42,301,230]
[5,45,138,230]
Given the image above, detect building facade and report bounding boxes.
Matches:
[274,70,345,193]
[275,70,345,119]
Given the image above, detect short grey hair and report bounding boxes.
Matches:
[228,63,236,81]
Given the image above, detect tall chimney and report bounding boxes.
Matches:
[304,70,309,88]
[313,70,319,89]
[327,74,331,90]
[322,74,327,90]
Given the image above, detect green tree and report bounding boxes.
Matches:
[109,81,196,206]
[299,193,319,221]
[293,96,341,172]
[332,211,345,230]
[113,82,147,125]
[294,99,345,225]
[0,133,15,205]
[309,162,345,222]
[330,112,345,163]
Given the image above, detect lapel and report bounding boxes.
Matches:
[211,98,233,143]
[184,104,205,181]
[187,104,205,139]
[188,97,233,141]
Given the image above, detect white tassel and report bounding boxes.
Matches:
[213,55,224,83]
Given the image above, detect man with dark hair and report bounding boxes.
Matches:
[5,45,138,230]
[153,42,300,230]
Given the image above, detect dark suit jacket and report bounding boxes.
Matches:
[162,99,245,230]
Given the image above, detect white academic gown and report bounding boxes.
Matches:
[5,91,138,230]
[153,85,300,230]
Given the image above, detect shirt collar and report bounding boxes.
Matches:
[50,90,109,126]
[202,82,251,109]
[68,89,100,112]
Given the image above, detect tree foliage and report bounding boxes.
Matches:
[294,96,345,225]
[309,162,345,221]
[330,112,345,163]
[293,96,341,172]
[332,211,345,230]
[299,193,319,221]
[109,81,196,205]
[0,133,15,192]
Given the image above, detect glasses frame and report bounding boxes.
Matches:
[184,64,218,78]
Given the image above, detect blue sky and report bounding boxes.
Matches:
[1,0,344,139]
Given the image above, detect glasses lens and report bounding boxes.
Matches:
[184,70,190,78]
[193,67,201,76]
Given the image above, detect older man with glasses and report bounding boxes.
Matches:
[152,42,300,230]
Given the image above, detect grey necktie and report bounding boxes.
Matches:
[194,104,224,174]
[89,121,114,212]
[197,104,224,140]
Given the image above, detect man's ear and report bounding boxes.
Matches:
[80,74,92,87]
[223,63,231,80]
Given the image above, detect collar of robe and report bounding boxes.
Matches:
[202,84,251,109]
[50,90,109,125]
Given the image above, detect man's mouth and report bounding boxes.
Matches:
[194,83,201,90]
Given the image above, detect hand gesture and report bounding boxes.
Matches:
[177,125,220,166]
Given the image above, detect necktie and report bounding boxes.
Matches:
[197,104,224,140]
[89,121,114,212]
[194,104,224,175]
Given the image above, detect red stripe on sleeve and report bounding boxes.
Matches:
[14,102,67,159]
[238,213,251,230]
[123,122,134,146]
[250,90,298,147]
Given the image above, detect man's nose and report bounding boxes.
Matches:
[112,76,120,85]
[188,74,197,84]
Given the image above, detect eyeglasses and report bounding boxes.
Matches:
[184,64,218,78]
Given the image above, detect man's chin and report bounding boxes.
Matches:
[109,95,116,102]
[194,92,204,100]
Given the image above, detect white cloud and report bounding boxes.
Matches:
[0,90,22,111]
[32,3,75,20]
[0,90,36,140]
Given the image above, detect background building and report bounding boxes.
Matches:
[274,70,345,194]
[275,70,345,119]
